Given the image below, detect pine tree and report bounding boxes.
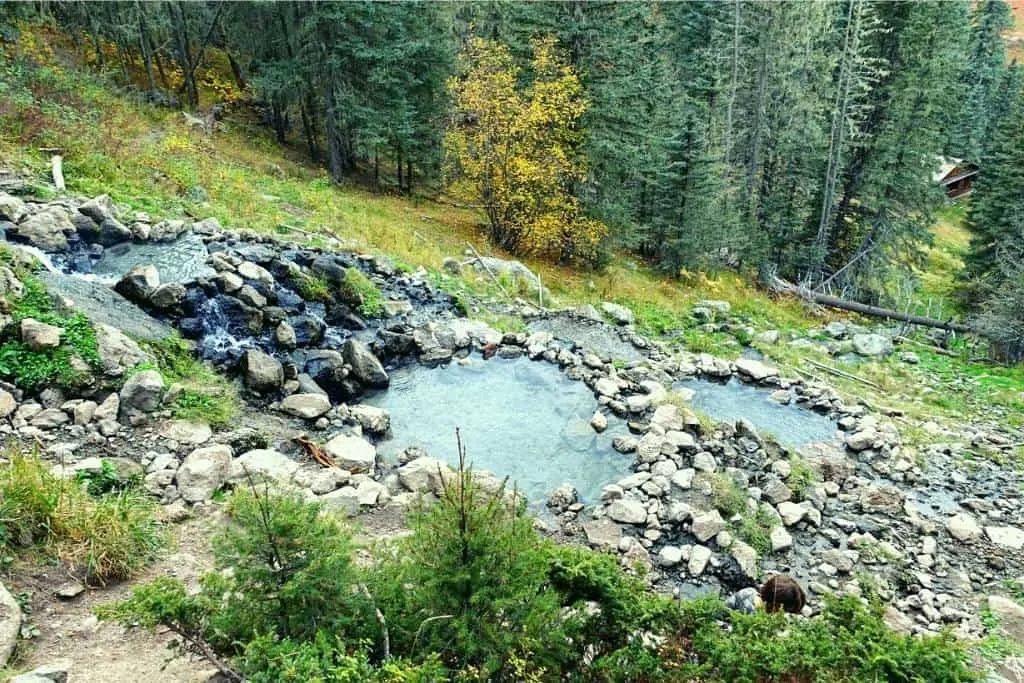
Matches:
[955,0,1013,161]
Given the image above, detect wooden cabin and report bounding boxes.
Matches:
[933,157,979,200]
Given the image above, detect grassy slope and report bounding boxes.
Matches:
[3,22,1024,449]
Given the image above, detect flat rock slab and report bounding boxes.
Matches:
[582,518,623,548]
[527,314,643,362]
[986,526,1024,550]
[40,271,172,341]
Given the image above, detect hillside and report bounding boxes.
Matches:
[1,13,1024,683]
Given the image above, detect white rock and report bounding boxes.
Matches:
[323,434,377,472]
[607,498,648,525]
[590,411,608,433]
[770,526,793,552]
[691,510,726,542]
[177,444,232,502]
[946,513,983,542]
[233,449,299,483]
[985,526,1024,550]
[688,544,712,576]
[657,545,684,567]
[777,501,807,526]
[280,393,331,419]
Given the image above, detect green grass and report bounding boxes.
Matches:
[339,267,384,318]
[0,448,165,582]
[140,336,239,428]
[0,275,101,389]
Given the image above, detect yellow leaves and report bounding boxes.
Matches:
[446,35,606,265]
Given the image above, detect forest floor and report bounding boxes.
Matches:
[2,21,1024,454]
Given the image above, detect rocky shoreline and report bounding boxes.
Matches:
[2,189,1024,671]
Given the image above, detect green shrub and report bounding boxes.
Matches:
[295,273,333,303]
[733,506,777,556]
[709,473,748,518]
[339,267,384,318]
[0,278,101,389]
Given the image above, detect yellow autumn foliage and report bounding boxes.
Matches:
[446,36,606,265]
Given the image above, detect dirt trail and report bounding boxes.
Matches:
[8,515,220,682]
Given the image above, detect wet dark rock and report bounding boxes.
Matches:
[343,339,389,388]
[115,265,160,303]
[241,349,283,394]
[219,296,263,334]
[149,283,187,311]
[290,315,325,346]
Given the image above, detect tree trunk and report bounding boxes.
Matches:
[770,277,974,334]
[136,1,157,93]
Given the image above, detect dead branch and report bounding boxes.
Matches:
[293,434,339,469]
[803,359,880,389]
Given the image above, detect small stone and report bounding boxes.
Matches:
[280,393,331,419]
[607,498,648,525]
[20,318,63,351]
[590,411,608,433]
[54,581,85,600]
[777,501,807,526]
[692,510,726,542]
[657,545,684,567]
[770,526,793,552]
[946,513,983,542]
[323,434,377,472]
[689,544,712,576]
[693,452,717,473]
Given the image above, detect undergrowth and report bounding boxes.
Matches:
[138,336,238,428]
[0,448,164,583]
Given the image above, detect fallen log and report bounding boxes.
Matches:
[771,277,974,335]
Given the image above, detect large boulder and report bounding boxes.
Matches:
[114,265,160,303]
[119,369,165,414]
[606,498,647,525]
[20,318,63,351]
[95,322,150,376]
[323,433,377,472]
[348,404,390,434]
[601,302,635,325]
[852,333,893,357]
[0,582,21,667]
[0,193,26,223]
[398,456,452,495]
[176,444,232,502]
[280,393,331,419]
[13,206,75,251]
[78,194,117,224]
[148,283,187,311]
[342,339,389,388]
[241,349,283,394]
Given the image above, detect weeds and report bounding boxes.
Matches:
[338,267,384,318]
[141,336,238,428]
[0,448,164,582]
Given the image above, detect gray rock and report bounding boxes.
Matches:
[14,206,74,251]
[97,218,132,246]
[947,513,983,542]
[0,193,26,223]
[10,661,69,683]
[590,411,608,433]
[275,321,297,349]
[689,544,712,576]
[31,408,69,429]
[119,369,165,414]
[583,518,622,548]
[94,393,119,422]
[777,501,807,526]
[859,484,904,514]
[731,540,759,580]
[852,333,893,357]
[348,404,390,434]
[342,339,389,388]
[845,427,877,452]
[157,419,211,445]
[548,483,578,510]
[280,393,331,419]
[0,582,21,667]
[657,545,684,567]
[986,526,1024,550]
[323,434,377,472]
[95,322,150,377]
[149,283,187,310]
[398,456,450,495]
[233,449,299,483]
[20,318,63,351]
[607,498,648,525]
[734,358,778,382]
[241,349,283,394]
[320,486,360,516]
[176,444,232,502]
[692,510,727,542]
[236,284,267,309]
[726,587,762,614]
[236,261,274,284]
[114,265,160,303]
[770,526,793,552]
[601,302,635,325]
[0,389,15,418]
[78,194,117,223]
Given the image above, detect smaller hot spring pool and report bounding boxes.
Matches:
[676,377,839,448]
[365,356,634,506]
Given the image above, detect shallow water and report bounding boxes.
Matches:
[676,377,838,448]
[91,233,215,283]
[365,356,634,506]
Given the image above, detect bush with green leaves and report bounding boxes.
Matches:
[0,277,102,389]
[139,335,238,427]
[339,267,384,318]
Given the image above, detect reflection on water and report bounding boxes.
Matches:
[91,233,215,283]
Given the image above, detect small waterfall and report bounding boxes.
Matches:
[197,298,253,363]
[6,242,59,273]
